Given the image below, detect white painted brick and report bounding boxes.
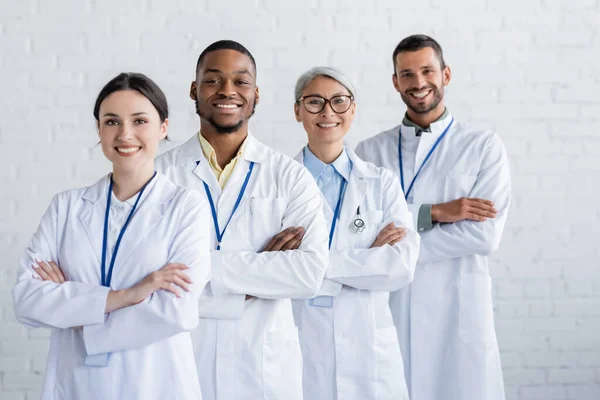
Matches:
[520,385,568,400]
[548,368,595,384]
[496,281,525,299]
[543,0,599,10]
[0,339,49,356]
[524,282,552,299]
[30,33,83,56]
[529,301,555,318]
[524,318,578,334]
[549,331,600,351]
[0,355,28,373]
[505,385,520,400]
[0,324,28,340]
[576,352,600,368]
[501,352,525,368]
[0,391,26,400]
[555,300,600,317]
[1,373,44,390]
[502,369,547,385]
[556,85,600,102]
[30,354,46,375]
[566,385,600,400]
[498,85,554,104]
[25,391,42,400]
[498,332,550,352]
[524,351,576,368]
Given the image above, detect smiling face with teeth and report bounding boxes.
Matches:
[98,90,168,176]
[191,49,259,135]
[393,47,451,126]
[295,75,356,148]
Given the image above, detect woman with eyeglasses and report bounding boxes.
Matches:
[291,66,420,400]
[12,73,210,400]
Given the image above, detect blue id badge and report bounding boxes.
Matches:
[85,353,110,367]
[309,296,333,308]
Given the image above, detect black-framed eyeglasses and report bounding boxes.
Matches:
[296,95,354,114]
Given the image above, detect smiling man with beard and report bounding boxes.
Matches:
[156,40,328,400]
[356,35,511,400]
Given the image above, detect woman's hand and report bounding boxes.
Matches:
[123,263,193,306]
[370,223,407,248]
[33,260,66,283]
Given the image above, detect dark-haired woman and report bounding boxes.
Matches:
[12,72,210,400]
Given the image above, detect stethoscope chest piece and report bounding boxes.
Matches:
[349,206,365,234]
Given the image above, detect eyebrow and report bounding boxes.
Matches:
[102,112,148,117]
[204,68,253,77]
[303,92,352,97]
[399,66,435,73]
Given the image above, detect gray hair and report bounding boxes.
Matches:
[294,66,356,102]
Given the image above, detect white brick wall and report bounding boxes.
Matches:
[0,0,598,399]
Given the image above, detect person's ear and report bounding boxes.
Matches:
[442,66,452,86]
[190,81,197,100]
[392,73,401,93]
[160,118,169,140]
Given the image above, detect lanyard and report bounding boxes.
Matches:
[203,162,255,250]
[398,118,454,200]
[328,179,347,249]
[101,171,156,287]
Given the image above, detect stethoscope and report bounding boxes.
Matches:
[349,206,365,234]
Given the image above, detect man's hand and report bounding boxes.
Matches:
[431,198,497,223]
[261,227,305,252]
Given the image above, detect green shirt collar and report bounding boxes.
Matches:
[402,108,450,136]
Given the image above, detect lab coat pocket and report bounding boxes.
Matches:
[263,328,302,400]
[375,325,407,399]
[247,197,286,250]
[458,274,496,354]
[358,209,384,247]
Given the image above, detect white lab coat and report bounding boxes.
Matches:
[355,113,511,400]
[292,148,420,400]
[155,133,329,400]
[12,173,210,400]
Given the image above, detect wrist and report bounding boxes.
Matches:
[105,289,132,313]
[430,204,439,222]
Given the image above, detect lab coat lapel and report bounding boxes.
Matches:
[215,133,266,236]
[110,175,175,279]
[294,148,335,228]
[335,150,371,249]
[193,154,221,195]
[78,175,111,266]
[412,113,454,174]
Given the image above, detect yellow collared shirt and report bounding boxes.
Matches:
[198,132,248,189]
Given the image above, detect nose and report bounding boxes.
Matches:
[117,122,134,141]
[320,100,335,117]
[415,73,427,89]
[217,79,236,97]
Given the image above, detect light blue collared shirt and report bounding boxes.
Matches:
[303,146,352,212]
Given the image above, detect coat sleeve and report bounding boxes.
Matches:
[326,170,419,291]
[82,191,210,355]
[12,194,111,330]
[417,134,511,263]
[209,168,329,300]
[196,281,246,320]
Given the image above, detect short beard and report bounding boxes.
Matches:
[196,99,257,134]
[402,86,443,114]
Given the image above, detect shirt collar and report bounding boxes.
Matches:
[303,146,352,181]
[402,107,450,136]
[198,132,248,171]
